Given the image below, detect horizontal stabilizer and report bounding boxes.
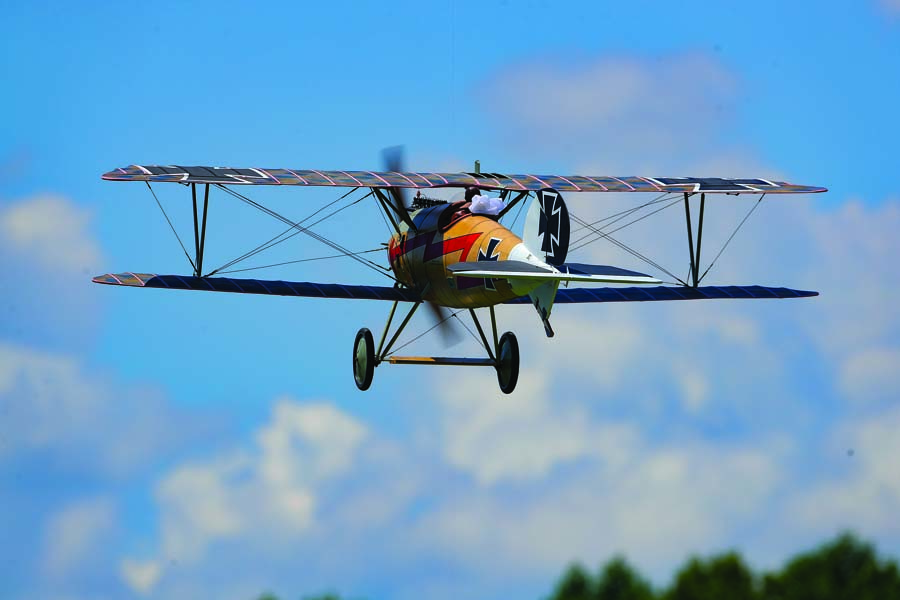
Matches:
[506,285,818,304]
[562,263,651,278]
[448,261,661,285]
[92,273,418,302]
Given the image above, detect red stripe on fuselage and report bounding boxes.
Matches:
[390,231,482,265]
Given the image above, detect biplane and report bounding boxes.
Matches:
[95,153,826,393]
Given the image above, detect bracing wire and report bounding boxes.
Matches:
[568,207,686,285]
[209,191,371,275]
[569,195,684,253]
[569,192,675,247]
[388,308,467,355]
[210,185,394,281]
[507,193,528,232]
[145,182,196,271]
[218,248,384,275]
[697,194,766,284]
[208,187,366,275]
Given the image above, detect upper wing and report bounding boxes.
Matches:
[102,165,827,195]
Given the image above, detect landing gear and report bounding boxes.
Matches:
[496,331,520,394]
[353,328,375,391]
[354,302,521,393]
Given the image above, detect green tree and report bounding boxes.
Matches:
[665,552,757,600]
[595,556,656,600]
[763,533,900,600]
[550,563,594,600]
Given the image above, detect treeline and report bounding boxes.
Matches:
[257,533,900,600]
[548,533,900,600]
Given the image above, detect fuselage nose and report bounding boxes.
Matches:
[387,204,527,308]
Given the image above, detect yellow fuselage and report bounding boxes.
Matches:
[387,203,523,308]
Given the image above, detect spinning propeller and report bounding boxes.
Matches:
[382,146,461,347]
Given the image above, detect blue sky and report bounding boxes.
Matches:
[2,2,900,599]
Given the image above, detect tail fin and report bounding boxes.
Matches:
[523,189,570,266]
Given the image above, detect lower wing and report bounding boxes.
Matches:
[94,273,816,303]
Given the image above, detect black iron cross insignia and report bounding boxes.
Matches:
[478,237,502,290]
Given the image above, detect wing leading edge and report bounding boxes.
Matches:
[102,165,827,195]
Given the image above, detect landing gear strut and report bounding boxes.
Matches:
[352,303,520,393]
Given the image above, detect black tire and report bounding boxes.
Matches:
[496,331,520,394]
[353,328,375,391]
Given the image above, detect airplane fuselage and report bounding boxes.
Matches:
[387,202,537,308]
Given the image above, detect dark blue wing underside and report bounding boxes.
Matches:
[531,285,818,303]
[93,273,817,303]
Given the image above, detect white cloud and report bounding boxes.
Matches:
[0,194,104,349]
[0,342,181,475]
[840,346,900,405]
[43,497,116,577]
[479,53,738,165]
[879,0,900,16]
[414,438,783,581]
[0,195,100,273]
[787,405,900,544]
[155,398,367,563]
[256,400,367,484]
[438,368,641,485]
[120,559,162,596]
[678,369,709,414]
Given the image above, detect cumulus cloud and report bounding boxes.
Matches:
[879,0,900,16]
[0,195,100,272]
[42,497,116,576]
[154,398,367,564]
[0,194,104,350]
[439,369,640,484]
[479,53,738,167]
[839,346,900,405]
[414,439,782,580]
[786,405,900,548]
[0,341,188,476]
[120,559,162,596]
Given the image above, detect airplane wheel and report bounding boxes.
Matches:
[496,331,520,394]
[353,328,375,391]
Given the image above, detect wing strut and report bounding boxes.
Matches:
[191,183,211,277]
[683,192,706,287]
[497,191,530,219]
